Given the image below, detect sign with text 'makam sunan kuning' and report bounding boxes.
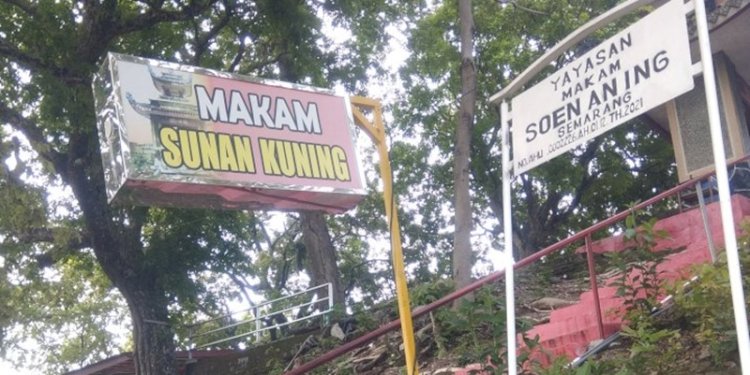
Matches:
[93,53,365,213]
[511,0,693,174]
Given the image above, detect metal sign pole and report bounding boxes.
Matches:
[501,100,517,375]
[693,0,750,373]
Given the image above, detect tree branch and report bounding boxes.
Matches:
[640,114,671,140]
[226,28,283,74]
[569,138,602,207]
[521,173,537,210]
[228,33,249,72]
[0,138,26,187]
[135,0,166,8]
[547,138,603,229]
[13,227,90,248]
[1,0,36,16]
[115,0,218,35]
[226,271,257,307]
[0,103,66,176]
[129,206,149,234]
[0,37,71,80]
[191,0,233,65]
[502,0,547,15]
[4,227,91,268]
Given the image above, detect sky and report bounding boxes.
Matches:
[0,358,18,374]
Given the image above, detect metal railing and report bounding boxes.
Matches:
[187,283,333,352]
[285,155,750,375]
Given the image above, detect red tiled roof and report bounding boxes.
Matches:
[65,350,240,375]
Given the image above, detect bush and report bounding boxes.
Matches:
[606,213,670,324]
[672,249,750,365]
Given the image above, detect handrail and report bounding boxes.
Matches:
[284,154,750,375]
[194,309,331,349]
[186,282,331,328]
[187,283,333,352]
[191,296,330,339]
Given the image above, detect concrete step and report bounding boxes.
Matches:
[517,195,750,367]
[549,296,625,322]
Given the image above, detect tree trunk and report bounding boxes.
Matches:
[82,212,178,375]
[83,209,177,375]
[300,211,346,307]
[453,0,477,305]
[68,124,178,375]
[125,287,177,374]
[278,46,347,309]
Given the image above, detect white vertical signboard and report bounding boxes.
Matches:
[511,0,693,174]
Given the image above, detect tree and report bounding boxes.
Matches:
[453,0,477,301]
[0,1,409,373]
[395,0,677,268]
[300,211,346,307]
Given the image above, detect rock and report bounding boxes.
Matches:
[431,367,460,375]
[330,323,346,340]
[698,348,712,360]
[587,339,604,351]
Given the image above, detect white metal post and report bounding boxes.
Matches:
[328,282,333,310]
[694,0,750,372]
[255,306,262,343]
[695,181,718,263]
[501,101,517,375]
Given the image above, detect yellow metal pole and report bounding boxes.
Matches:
[349,96,418,375]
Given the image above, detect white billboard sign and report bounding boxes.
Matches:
[511,0,693,174]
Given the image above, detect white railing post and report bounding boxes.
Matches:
[188,283,335,349]
[255,306,262,344]
[328,282,334,310]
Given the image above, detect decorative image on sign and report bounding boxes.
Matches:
[511,0,693,174]
[93,53,365,213]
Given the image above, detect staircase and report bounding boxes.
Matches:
[520,194,750,363]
